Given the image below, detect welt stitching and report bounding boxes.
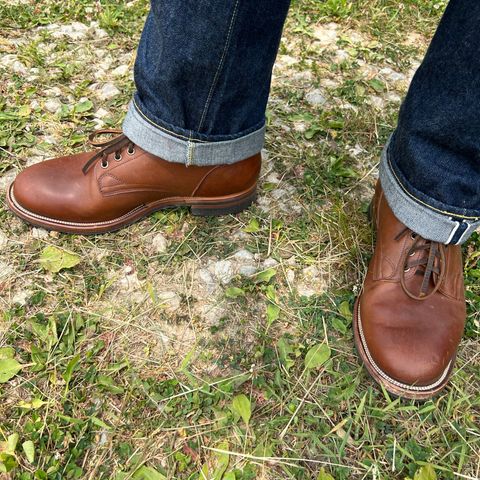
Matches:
[196,0,240,132]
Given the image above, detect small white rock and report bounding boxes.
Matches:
[293,122,307,133]
[276,54,298,67]
[238,265,258,276]
[118,269,143,293]
[349,144,365,157]
[0,261,13,279]
[98,83,121,100]
[97,432,108,446]
[212,260,234,285]
[286,269,295,284]
[49,22,90,41]
[197,268,218,294]
[12,290,30,306]
[42,135,57,145]
[94,68,106,81]
[386,92,402,103]
[305,89,327,106]
[232,230,249,240]
[31,227,49,239]
[94,108,110,119]
[112,64,129,77]
[313,23,338,46]
[157,291,181,312]
[1,54,18,68]
[12,61,27,75]
[44,98,62,114]
[200,303,226,325]
[45,87,62,97]
[320,78,339,89]
[302,265,319,280]
[297,284,317,298]
[265,172,280,184]
[334,49,350,63]
[232,249,255,263]
[368,95,386,110]
[380,67,405,82]
[0,231,8,248]
[271,189,288,201]
[263,258,279,269]
[286,256,297,266]
[0,171,16,191]
[152,233,169,253]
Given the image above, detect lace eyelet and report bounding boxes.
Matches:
[404,267,411,273]
[410,232,417,240]
[409,251,416,257]
[127,146,135,156]
[114,153,122,161]
[101,159,109,169]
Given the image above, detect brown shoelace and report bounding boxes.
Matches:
[82,129,135,174]
[395,227,446,300]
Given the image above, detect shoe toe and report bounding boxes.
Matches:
[12,163,49,216]
[359,291,460,388]
[10,153,91,221]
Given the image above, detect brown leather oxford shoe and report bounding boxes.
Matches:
[354,182,466,400]
[7,130,261,234]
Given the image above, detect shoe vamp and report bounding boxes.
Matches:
[13,152,167,223]
[360,282,465,385]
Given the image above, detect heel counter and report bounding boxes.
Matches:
[193,153,261,197]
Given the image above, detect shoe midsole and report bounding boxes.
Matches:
[7,182,255,228]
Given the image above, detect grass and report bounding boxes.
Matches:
[0,0,479,479]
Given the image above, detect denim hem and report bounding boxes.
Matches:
[122,101,265,166]
[380,140,480,245]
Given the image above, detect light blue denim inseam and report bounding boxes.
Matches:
[123,100,265,166]
[380,139,480,245]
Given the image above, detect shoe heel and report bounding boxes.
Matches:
[191,189,257,217]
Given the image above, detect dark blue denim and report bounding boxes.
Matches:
[127,0,479,241]
[390,0,480,220]
[132,0,290,142]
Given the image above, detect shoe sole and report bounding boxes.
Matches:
[6,182,257,235]
[353,297,454,401]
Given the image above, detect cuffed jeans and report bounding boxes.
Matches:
[123,0,480,245]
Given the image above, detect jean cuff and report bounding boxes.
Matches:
[380,138,480,245]
[122,100,265,166]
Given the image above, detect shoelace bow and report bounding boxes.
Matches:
[395,227,446,300]
[82,129,135,174]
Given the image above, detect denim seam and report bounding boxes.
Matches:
[197,0,240,131]
[133,97,209,143]
[387,153,480,221]
[187,136,194,166]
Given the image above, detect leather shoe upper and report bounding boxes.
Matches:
[358,182,466,387]
[12,130,261,223]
